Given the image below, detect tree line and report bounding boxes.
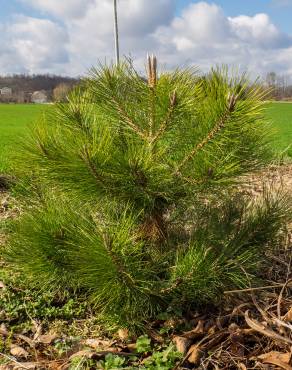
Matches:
[0,74,80,103]
[1,71,292,104]
[265,71,292,100]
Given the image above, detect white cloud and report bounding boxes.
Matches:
[173,2,230,45]
[229,13,291,48]
[154,2,292,77]
[0,16,68,74]
[0,1,292,79]
[62,0,176,75]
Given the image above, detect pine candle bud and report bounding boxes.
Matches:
[227,92,239,112]
[147,54,157,88]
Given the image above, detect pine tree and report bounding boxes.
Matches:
[6,57,291,330]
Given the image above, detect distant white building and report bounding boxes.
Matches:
[31,90,48,104]
[0,87,12,95]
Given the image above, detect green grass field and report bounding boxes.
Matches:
[266,102,292,157]
[0,104,50,172]
[0,102,291,173]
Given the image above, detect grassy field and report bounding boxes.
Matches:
[0,104,50,172]
[266,102,292,157]
[0,102,291,172]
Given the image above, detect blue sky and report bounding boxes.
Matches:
[0,1,37,20]
[0,0,292,77]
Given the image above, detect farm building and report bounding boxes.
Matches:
[31,90,48,104]
[0,87,12,95]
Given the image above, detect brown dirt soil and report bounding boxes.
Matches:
[241,164,292,197]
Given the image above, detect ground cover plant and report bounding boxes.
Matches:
[3,57,292,335]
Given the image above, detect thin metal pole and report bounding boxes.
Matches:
[113,0,120,65]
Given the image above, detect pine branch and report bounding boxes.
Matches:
[110,95,146,139]
[175,93,238,174]
[80,145,105,185]
[36,139,49,157]
[102,233,135,286]
[32,127,50,157]
[151,90,177,144]
[178,175,203,185]
[160,263,196,294]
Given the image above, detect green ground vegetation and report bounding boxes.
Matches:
[266,102,292,157]
[0,104,50,172]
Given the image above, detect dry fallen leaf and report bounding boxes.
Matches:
[84,338,112,349]
[10,344,29,359]
[207,325,216,335]
[181,320,205,339]
[261,359,292,370]
[0,281,6,290]
[31,320,42,342]
[258,351,291,364]
[245,310,292,345]
[0,323,8,336]
[17,334,35,348]
[118,328,129,341]
[12,362,38,370]
[173,336,191,355]
[187,345,203,365]
[127,343,137,352]
[69,349,95,360]
[37,333,58,345]
[258,351,292,370]
[284,307,292,322]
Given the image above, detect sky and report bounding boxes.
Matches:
[1,0,292,79]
